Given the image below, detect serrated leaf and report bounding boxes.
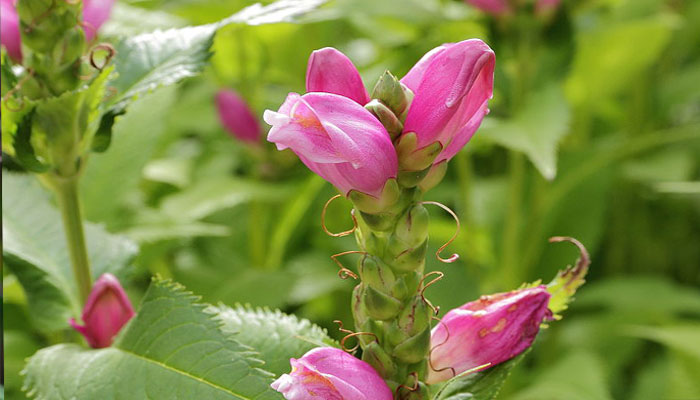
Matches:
[211,304,338,376]
[22,278,282,400]
[432,351,529,400]
[107,0,325,113]
[2,172,138,332]
[480,85,570,180]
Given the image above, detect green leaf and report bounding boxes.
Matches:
[1,172,138,332]
[479,85,570,180]
[565,17,673,109]
[211,304,337,376]
[107,0,326,113]
[80,86,177,227]
[12,109,49,173]
[22,278,281,400]
[626,324,700,362]
[509,351,612,400]
[432,351,529,400]
[160,177,295,221]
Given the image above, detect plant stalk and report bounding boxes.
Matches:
[50,174,93,304]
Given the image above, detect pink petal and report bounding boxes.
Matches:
[0,0,21,62]
[306,47,370,105]
[216,89,261,143]
[82,0,115,41]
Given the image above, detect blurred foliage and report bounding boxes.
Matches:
[3,0,700,398]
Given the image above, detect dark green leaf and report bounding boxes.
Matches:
[22,278,282,399]
[211,304,337,376]
[433,351,529,400]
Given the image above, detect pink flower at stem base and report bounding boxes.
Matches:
[427,286,552,384]
[69,273,135,349]
[215,89,262,143]
[264,92,397,198]
[272,347,393,400]
[400,39,495,165]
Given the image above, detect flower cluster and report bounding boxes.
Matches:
[264,39,495,201]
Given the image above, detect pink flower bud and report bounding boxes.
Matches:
[464,0,512,15]
[306,47,370,105]
[215,89,262,143]
[264,92,397,198]
[536,0,562,14]
[0,0,21,62]
[401,39,495,164]
[427,286,551,384]
[82,0,116,41]
[271,347,393,400]
[69,273,135,348]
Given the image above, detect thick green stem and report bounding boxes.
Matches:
[49,174,93,304]
[501,151,525,288]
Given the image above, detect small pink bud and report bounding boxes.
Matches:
[306,47,370,105]
[69,273,135,348]
[264,92,397,198]
[427,286,551,384]
[464,0,512,15]
[271,347,393,400]
[0,0,21,62]
[215,89,262,143]
[536,0,562,15]
[82,0,116,41]
[401,39,495,164]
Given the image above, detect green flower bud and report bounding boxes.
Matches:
[359,256,396,292]
[371,70,412,117]
[358,210,396,232]
[365,99,404,140]
[362,342,397,378]
[349,178,400,215]
[391,272,421,301]
[398,295,431,337]
[393,326,431,364]
[395,205,429,248]
[397,167,431,188]
[396,132,443,173]
[386,239,427,273]
[363,284,402,321]
[418,161,448,192]
[18,0,80,53]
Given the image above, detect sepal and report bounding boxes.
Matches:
[396,132,443,173]
[365,99,403,140]
[348,178,401,214]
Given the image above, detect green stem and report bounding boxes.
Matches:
[501,151,525,288]
[249,200,267,267]
[49,174,93,304]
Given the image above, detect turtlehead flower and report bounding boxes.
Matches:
[265,92,397,198]
[427,286,551,383]
[216,89,261,143]
[306,47,370,105]
[69,273,135,348]
[82,0,116,41]
[272,347,393,400]
[400,39,495,164]
[465,0,511,15]
[0,0,21,61]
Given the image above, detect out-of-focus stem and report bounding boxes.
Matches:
[47,174,93,304]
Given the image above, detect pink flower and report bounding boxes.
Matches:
[271,347,393,400]
[427,286,551,383]
[69,273,135,348]
[536,0,562,14]
[215,89,261,143]
[0,0,21,62]
[264,92,397,198]
[82,0,116,41]
[464,0,511,15]
[401,39,495,164]
[306,47,370,105]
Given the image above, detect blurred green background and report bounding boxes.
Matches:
[3,0,700,399]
